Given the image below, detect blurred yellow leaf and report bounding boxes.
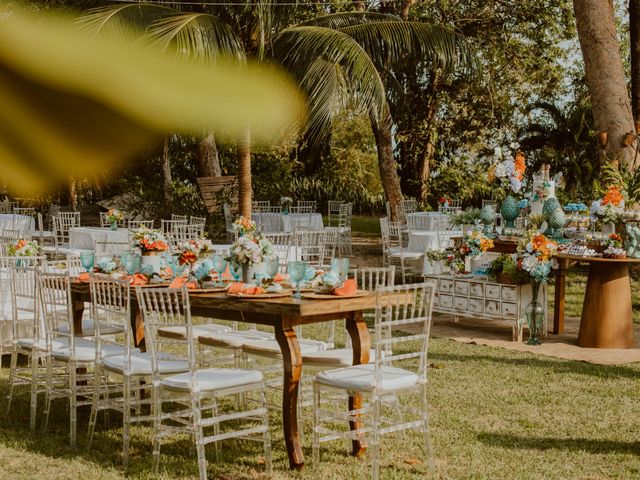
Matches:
[0,5,306,195]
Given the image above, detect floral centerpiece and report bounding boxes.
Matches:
[444,252,466,274]
[601,233,627,259]
[233,216,258,237]
[280,196,293,214]
[425,249,448,275]
[174,237,214,266]
[226,219,274,282]
[438,196,453,208]
[517,230,558,345]
[105,209,124,229]
[459,230,494,259]
[131,228,169,255]
[591,185,625,227]
[489,145,527,228]
[7,239,40,257]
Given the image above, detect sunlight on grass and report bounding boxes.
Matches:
[1,337,639,479]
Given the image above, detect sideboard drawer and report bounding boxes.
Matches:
[485,300,500,315]
[438,279,454,294]
[501,286,518,301]
[468,298,484,314]
[454,297,468,311]
[485,284,501,299]
[501,302,517,317]
[439,294,453,309]
[469,282,484,297]
[454,281,469,295]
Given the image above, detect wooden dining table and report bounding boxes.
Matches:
[70,282,378,470]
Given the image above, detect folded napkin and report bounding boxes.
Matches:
[169,277,197,289]
[333,278,357,296]
[211,265,232,281]
[77,272,90,282]
[128,273,149,286]
[227,282,263,295]
[161,267,173,277]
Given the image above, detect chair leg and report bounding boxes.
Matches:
[260,388,272,474]
[69,364,77,448]
[420,383,434,471]
[370,395,381,480]
[122,377,131,467]
[312,384,321,466]
[152,386,161,475]
[43,357,53,431]
[191,395,207,480]
[5,348,18,417]
[29,351,39,431]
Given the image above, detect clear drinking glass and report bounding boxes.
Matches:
[266,256,280,279]
[79,251,95,273]
[331,258,350,283]
[229,262,242,282]
[287,261,307,298]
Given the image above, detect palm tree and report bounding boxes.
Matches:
[79,5,477,220]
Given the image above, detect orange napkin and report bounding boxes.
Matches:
[161,267,173,277]
[241,285,264,295]
[128,274,149,286]
[227,282,245,294]
[77,272,90,282]
[333,278,357,296]
[169,277,197,289]
[273,273,287,283]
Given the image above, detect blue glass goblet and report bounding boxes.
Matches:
[80,251,95,273]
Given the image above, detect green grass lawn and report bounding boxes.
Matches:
[1,337,639,479]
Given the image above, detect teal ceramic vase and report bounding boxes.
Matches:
[480,205,496,237]
[547,207,566,240]
[500,195,519,228]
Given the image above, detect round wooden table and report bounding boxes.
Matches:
[556,254,639,349]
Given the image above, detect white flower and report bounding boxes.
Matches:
[495,163,507,178]
[521,254,539,272]
[509,142,520,150]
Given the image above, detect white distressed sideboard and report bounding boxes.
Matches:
[424,274,548,342]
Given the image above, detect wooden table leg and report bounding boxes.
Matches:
[345,311,371,457]
[553,257,568,334]
[578,262,635,348]
[72,297,85,335]
[274,320,304,470]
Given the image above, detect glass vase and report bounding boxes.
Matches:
[526,280,544,345]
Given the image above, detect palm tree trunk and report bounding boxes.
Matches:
[630,0,640,121]
[400,0,416,20]
[237,127,252,218]
[369,106,403,221]
[198,132,222,177]
[416,71,441,202]
[574,0,636,168]
[162,136,173,206]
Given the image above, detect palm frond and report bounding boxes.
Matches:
[272,26,387,143]
[340,22,479,78]
[297,12,402,29]
[148,13,245,61]
[76,4,176,37]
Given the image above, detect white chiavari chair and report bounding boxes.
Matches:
[136,287,272,479]
[312,282,436,479]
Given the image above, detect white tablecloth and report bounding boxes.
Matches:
[408,230,460,252]
[70,227,129,250]
[212,244,301,262]
[253,212,323,233]
[407,212,447,231]
[0,214,34,233]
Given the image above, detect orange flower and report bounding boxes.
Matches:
[514,151,526,180]
[487,165,496,183]
[179,251,197,265]
[602,186,624,206]
[532,233,547,250]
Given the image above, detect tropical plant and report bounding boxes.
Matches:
[601,162,640,206]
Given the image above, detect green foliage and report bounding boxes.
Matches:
[601,162,640,206]
[488,254,529,284]
[450,207,481,225]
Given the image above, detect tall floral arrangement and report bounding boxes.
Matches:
[131,228,169,254]
[227,217,273,267]
[590,185,625,224]
[488,144,527,195]
[517,231,558,282]
[7,239,40,257]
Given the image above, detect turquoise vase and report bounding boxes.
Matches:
[110,221,118,231]
[500,195,519,228]
[479,205,496,237]
[547,207,566,240]
[526,280,544,345]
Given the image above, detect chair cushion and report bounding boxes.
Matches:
[242,338,327,359]
[315,363,419,392]
[51,338,129,362]
[159,323,231,340]
[302,348,377,368]
[162,368,263,392]
[197,330,274,349]
[56,319,124,337]
[103,351,189,376]
[18,336,70,351]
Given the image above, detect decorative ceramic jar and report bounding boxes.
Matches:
[480,205,496,237]
[500,195,519,228]
[141,253,162,274]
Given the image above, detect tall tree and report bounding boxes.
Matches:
[574,0,636,168]
[630,0,640,120]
